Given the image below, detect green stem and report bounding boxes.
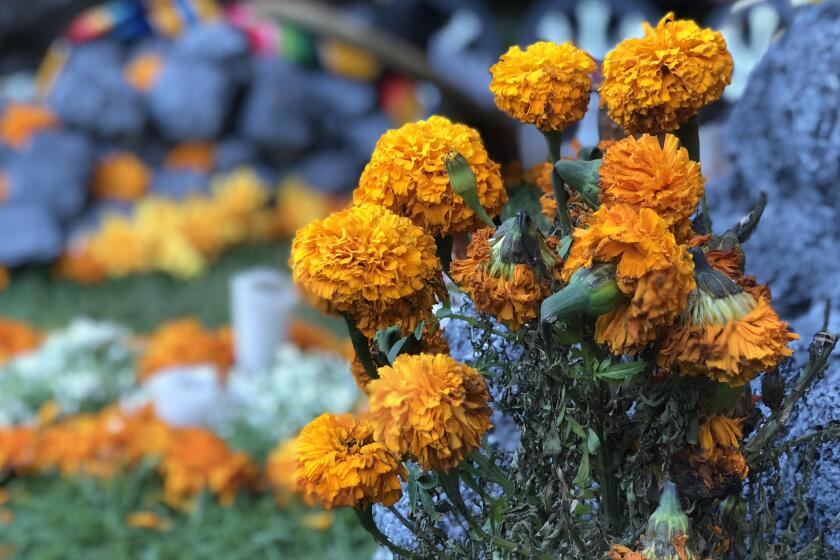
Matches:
[438,469,485,536]
[355,507,419,559]
[543,130,571,237]
[343,314,378,380]
[595,431,622,529]
[435,235,454,279]
[675,116,711,234]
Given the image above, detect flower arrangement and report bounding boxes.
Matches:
[137,318,233,383]
[284,12,838,559]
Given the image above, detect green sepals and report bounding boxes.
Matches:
[487,212,556,281]
[642,481,695,560]
[445,150,495,228]
[541,264,624,324]
[553,159,601,209]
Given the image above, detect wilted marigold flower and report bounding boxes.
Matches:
[659,251,797,386]
[600,134,704,225]
[563,205,695,354]
[451,216,560,329]
[0,318,44,364]
[367,353,492,472]
[353,116,507,236]
[296,413,406,509]
[489,41,595,132]
[159,428,258,510]
[676,415,749,496]
[138,319,234,382]
[92,152,152,201]
[600,13,733,134]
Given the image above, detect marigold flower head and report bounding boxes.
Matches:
[350,273,447,338]
[676,415,749,497]
[164,142,216,172]
[291,204,440,322]
[659,250,798,386]
[138,319,234,382]
[450,217,560,328]
[353,116,506,236]
[0,102,57,148]
[268,179,347,239]
[0,318,43,364]
[600,13,733,134]
[125,511,173,531]
[0,427,38,472]
[367,353,492,472]
[92,152,152,201]
[296,413,406,509]
[53,247,108,284]
[267,438,300,502]
[124,52,164,91]
[159,428,258,510]
[489,41,595,131]
[0,266,7,291]
[600,134,704,224]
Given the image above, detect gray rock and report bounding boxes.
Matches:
[342,113,392,159]
[296,150,363,195]
[174,23,251,84]
[306,73,376,119]
[5,131,93,221]
[216,137,258,171]
[0,204,63,265]
[150,169,210,200]
[48,41,146,138]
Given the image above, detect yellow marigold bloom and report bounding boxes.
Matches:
[124,52,164,91]
[159,428,258,510]
[269,179,347,239]
[450,221,560,329]
[291,205,441,330]
[678,415,749,494]
[564,205,695,354]
[367,353,492,472]
[0,318,43,364]
[164,142,216,172]
[698,416,743,452]
[601,13,733,134]
[353,116,507,236]
[600,134,704,225]
[125,511,173,531]
[296,413,406,509]
[489,41,595,131]
[86,216,149,276]
[266,438,299,503]
[138,318,234,382]
[92,152,152,201]
[0,102,57,148]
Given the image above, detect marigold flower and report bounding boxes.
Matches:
[0,427,38,472]
[350,273,447,338]
[0,103,57,148]
[0,266,8,291]
[92,152,152,201]
[159,428,258,510]
[659,251,798,386]
[36,413,122,478]
[85,217,149,276]
[125,511,173,531]
[675,415,749,497]
[450,219,560,329]
[296,413,406,509]
[600,13,733,134]
[268,179,348,239]
[0,318,44,364]
[53,248,108,284]
[489,41,595,131]
[138,319,234,382]
[124,52,164,91]
[353,116,506,236]
[291,205,441,333]
[267,438,299,502]
[563,205,695,354]
[600,134,704,225]
[164,142,216,172]
[288,319,352,358]
[367,353,492,472]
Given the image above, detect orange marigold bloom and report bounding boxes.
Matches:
[0,103,57,148]
[0,318,43,364]
[291,205,442,335]
[600,134,704,225]
[35,413,122,478]
[353,116,507,236]
[296,413,406,509]
[164,142,216,172]
[92,152,152,201]
[659,251,798,386]
[124,52,164,91]
[600,13,733,134]
[367,353,492,472]
[138,319,234,382]
[350,273,447,337]
[268,179,348,239]
[489,41,595,132]
[125,511,173,531]
[0,266,8,291]
[53,248,108,284]
[0,427,38,472]
[678,415,749,494]
[266,438,299,503]
[85,217,148,276]
[606,544,643,560]
[563,205,695,353]
[450,221,559,329]
[288,319,352,358]
[159,428,258,510]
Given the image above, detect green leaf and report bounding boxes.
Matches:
[573,443,590,487]
[587,429,601,455]
[595,361,646,382]
[557,235,572,259]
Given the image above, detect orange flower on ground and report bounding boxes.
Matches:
[600,134,704,225]
[0,318,43,364]
[296,413,406,509]
[659,254,798,386]
[563,205,695,354]
[0,103,57,148]
[489,41,595,131]
[0,427,38,472]
[138,319,234,382]
[125,511,173,531]
[268,179,348,239]
[291,205,442,336]
[600,13,733,134]
[266,438,299,503]
[53,247,108,284]
[450,216,560,329]
[85,217,149,276]
[367,353,492,472]
[124,52,164,91]
[35,413,123,478]
[159,428,258,510]
[91,152,152,201]
[0,266,8,291]
[164,142,216,172]
[353,116,507,236]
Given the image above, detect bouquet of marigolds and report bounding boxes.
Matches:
[285,13,838,559]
